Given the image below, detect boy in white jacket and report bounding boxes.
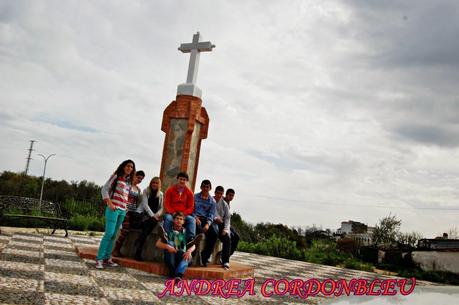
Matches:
[201,186,231,269]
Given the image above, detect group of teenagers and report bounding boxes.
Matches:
[95,159,240,280]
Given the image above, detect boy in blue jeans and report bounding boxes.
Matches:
[156,212,200,280]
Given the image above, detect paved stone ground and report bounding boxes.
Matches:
[0,230,434,305]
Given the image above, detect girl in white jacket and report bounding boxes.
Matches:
[134,176,164,260]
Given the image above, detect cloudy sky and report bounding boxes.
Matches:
[1,0,458,237]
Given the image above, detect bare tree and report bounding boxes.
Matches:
[397,231,423,247]
[447,227,459,239]
[372,214,401,246]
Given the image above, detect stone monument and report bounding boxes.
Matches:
[77,33,255,279]
[159,32,215,191]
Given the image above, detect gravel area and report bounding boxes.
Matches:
[0,290,46,305]
[0,253,44,264]
[45,280,103,296]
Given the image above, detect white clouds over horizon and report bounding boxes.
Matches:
[1,0,458,237]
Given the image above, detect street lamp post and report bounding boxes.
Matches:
[38,153,56,206]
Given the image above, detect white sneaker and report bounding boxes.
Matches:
[104,259,119,267]
[95,260,104,269]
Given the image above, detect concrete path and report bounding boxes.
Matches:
[0,228,435,305]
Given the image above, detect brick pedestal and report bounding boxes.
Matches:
[159,94,209,191]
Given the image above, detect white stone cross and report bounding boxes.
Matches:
[177,32,215,98]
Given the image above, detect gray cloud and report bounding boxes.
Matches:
[1,0,458,236]
[394,123,459,147]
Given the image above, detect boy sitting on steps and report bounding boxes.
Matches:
[156,212,202,281]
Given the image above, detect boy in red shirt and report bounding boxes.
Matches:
[163,172,196,243]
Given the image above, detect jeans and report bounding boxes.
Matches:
[163,240,189,278]
[135,217,159,257]
[96,207,126,260]
[195,216,209,235]
[163,214,196,242]
[230,226,240,256]
[202,223,231,264]
[113,211,139,254]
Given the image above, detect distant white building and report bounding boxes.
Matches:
[336,220,368,235]
[336,221,373,245]
[367,226,375,235]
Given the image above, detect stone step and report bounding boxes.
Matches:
[76,246,254,279]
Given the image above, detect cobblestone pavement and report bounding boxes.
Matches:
[0,231,433,305]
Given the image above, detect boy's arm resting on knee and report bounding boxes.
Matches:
[203,223,209,233]
[156,239,176,253]
[183,245,195,261]
[155,239,166,249]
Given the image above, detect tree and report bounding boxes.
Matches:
[447,227,459,239]
[372,214,401,247]
[397,231,422,248]
[230,212,256,243]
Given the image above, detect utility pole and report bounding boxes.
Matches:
[24,140,36,175]
[38,153,56,207]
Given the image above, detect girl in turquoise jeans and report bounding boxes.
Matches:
[96,159,136,269]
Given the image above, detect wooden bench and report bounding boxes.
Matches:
[0,195,69,237]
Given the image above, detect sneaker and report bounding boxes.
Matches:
[95,260,104,269]
[223,262,230,270]
[104,259,119,267]
[216,251,222,265]
[186,233,204,249]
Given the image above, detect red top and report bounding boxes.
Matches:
[164,184,194,216]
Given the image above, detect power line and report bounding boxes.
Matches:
[248,195,459,211]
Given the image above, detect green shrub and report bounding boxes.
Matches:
[238,236,304,260]
[343,258,374,272]
[61,199,102,218]
[397,269,459,285]
[68,214,105,231]
[240,238,374,272]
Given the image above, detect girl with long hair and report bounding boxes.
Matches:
[95,159,136,269]
[134,176,164,260]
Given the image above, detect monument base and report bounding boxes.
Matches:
[76,246,255,279]
[177,83,202,98]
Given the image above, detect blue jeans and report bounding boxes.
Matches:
[163,214,196,242]
[201,223,231,264]
[96,207,126,260]
[163,240,190,278]
[230,226,240,256]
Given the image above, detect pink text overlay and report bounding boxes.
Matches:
[158,277,416,299]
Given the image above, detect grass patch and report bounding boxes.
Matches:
[68,214,105,231]
[397,268,459,285]
[239,239,374,272]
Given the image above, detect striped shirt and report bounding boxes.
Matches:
[127,187,141,212]
[101,174,131,210]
